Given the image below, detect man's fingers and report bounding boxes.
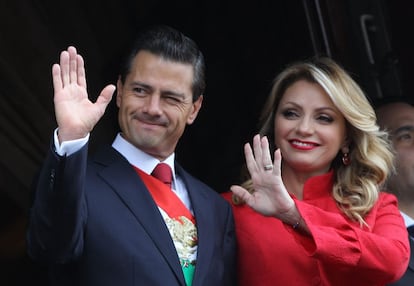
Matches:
[60,50,70,86]
[96,84,116,108]
[77,54,86,88]
[68,46,78,84]
[52,64,62,93]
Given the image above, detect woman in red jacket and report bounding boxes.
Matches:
[222,57,409,285]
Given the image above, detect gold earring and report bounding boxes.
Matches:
[342,152,350,166]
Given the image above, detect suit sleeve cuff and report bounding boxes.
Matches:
[53,128,89,156]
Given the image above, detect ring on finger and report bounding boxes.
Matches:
[264,164,273,171]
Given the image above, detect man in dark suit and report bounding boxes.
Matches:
[375,97,414,285]
[26,25,236,286]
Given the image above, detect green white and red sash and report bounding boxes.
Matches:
[134,167,197,286]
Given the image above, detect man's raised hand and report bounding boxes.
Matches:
[52,46,116,142]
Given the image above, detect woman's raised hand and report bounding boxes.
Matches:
[230,134,295,218]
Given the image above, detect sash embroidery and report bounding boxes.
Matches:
[134,167,197,286]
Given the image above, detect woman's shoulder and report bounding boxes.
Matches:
[372,191,399,212]
[378,191,398,203]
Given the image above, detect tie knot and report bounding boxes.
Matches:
[151,163,173,188]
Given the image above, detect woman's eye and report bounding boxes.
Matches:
[282,110,298,118]
[318,115,333,123]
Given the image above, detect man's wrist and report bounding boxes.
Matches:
[54,128,89,156]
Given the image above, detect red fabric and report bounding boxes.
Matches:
[222,171,410,286]
[134,166,195,224]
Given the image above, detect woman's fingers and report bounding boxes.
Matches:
[252,134,263,166]
[250,134,274,173]
[244,142,257,174]
[273,149,282,176]
[261,136,274,172]
[230,185,256,206]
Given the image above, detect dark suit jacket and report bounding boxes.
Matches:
[389,236,414,285]
[27,143,237,286]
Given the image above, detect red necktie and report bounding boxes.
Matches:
[151,163,173,189]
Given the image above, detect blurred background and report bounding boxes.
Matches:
[1,0,413,284]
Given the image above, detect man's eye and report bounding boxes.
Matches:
[165,96,180,102]
[394,130,414,142]
[398,133,413,140]
[133,87,145,94]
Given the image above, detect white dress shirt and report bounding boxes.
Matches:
[53,130,192,211]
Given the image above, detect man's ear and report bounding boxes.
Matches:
[116,77,123,108]
[187,95,203,124]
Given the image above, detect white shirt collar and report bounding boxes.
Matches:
[400,211,414,228]
[111,133,175,177]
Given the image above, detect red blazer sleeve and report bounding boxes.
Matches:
[295,192,410,283]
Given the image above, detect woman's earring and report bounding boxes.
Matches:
[342,151,350,166]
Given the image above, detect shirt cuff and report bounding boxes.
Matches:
[53,128,89,156]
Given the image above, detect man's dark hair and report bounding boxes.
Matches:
[372,95,414,109]
[119,25,206,101]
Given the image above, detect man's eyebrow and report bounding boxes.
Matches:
[162,90,186,98]
[130,81,151,89]
[128,81,188,99]
[393,125,414,135]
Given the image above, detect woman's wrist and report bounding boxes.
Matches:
[278,202,304,231]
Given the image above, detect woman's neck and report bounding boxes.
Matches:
[281,164,329,200]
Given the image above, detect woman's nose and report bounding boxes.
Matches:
[296,117,314,135]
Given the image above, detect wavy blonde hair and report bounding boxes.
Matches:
[237,57,394,226]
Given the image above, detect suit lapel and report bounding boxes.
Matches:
[93,146,186,285]
[176,165,216,285]
[408,237,414,271]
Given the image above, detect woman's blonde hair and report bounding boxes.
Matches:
[237,57,394,226]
